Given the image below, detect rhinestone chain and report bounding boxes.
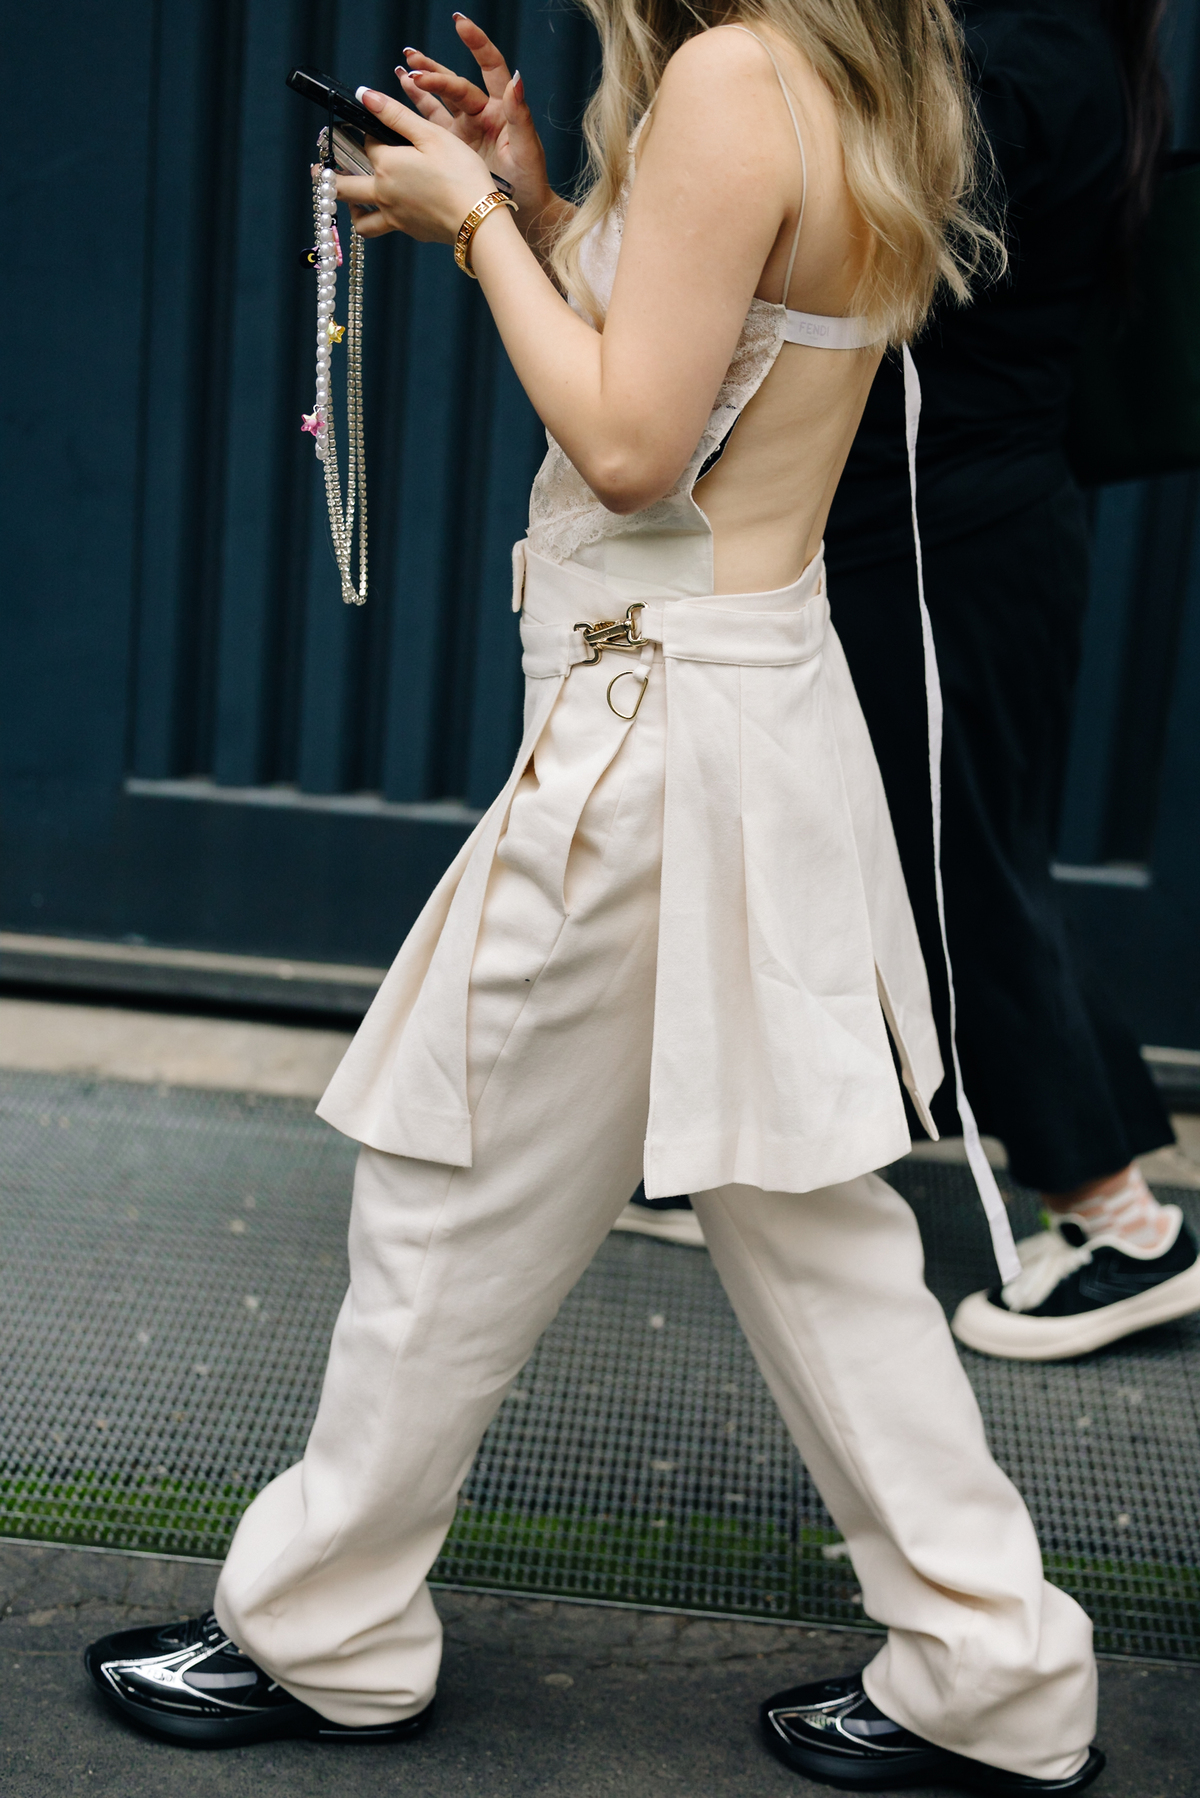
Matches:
[311,164,367,606]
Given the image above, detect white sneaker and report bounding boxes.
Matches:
[952,1207,1200,1360]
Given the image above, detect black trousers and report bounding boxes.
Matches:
[827,483,1172,1193]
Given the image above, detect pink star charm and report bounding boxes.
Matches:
[301,411,322,437]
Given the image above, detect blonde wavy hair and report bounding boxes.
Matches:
[549,0,1002,343]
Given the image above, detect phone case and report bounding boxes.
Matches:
[321,125,374,178]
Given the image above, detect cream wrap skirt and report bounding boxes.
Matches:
[317,543,944,1198]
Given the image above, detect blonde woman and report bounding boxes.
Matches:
[85,7,1102,1790]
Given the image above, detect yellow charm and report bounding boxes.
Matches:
[327,320,346,345]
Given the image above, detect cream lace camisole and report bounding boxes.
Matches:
[526,29,881,579]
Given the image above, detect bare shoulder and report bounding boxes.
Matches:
[663,21,814,88]
[659,22,826,111]
[642,25,807,179]
[646,25,839,172]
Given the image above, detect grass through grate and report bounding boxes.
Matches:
[4,1471,1197,1657]
[5,1074,1199,1663]
[0,1471,257,1558]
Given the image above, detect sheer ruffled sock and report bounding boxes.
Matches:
[1053,1166,1171,1251]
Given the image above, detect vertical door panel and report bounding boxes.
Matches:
[3,0,1197,1030]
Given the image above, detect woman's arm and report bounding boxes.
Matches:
[343,28,803,512]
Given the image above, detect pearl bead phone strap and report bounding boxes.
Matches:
[304,134,368,607]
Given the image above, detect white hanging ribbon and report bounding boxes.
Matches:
[902,345,1021,1284]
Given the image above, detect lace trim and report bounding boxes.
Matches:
[527,304,786,565]
[527,140,787,567]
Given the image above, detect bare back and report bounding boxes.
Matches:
[685,30,883,592]
[520,25,887,589]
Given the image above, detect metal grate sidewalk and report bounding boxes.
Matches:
[2,1070,1197,1659]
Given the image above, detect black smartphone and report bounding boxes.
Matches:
[286,65,404,147]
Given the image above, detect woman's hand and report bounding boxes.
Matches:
[398,15,556,223]
[336,89,497,244]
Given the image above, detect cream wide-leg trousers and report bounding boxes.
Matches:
[214,642,1095,1781]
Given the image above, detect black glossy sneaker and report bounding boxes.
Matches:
[952,1205,1200,1360]
[760,1673,1104,1793]
[84,1612,433,1747]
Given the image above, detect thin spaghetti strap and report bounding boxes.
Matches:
[629,92,657,150]
[726,25,808,301]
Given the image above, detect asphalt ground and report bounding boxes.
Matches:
[4,1541,1199,1798]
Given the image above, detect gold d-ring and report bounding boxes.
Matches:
[607,669,648,721]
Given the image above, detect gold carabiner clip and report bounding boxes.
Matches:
[573,603,646,666]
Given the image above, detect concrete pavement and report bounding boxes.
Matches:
[3,996,1197,1185]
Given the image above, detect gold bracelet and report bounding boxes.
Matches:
[453,189,519,278]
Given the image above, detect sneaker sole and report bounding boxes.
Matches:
[85,1645,432,1748]
[761,1731,947,1789]
[763,1719,1105,1795]
[951,1258,1200,1361]
[611,1206,707,1248]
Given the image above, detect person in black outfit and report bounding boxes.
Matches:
[826,0,1200,1361]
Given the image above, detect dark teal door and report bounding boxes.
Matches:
[3,0,1199,1050]
[3,0,594,968]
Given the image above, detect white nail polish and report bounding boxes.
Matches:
[355,85,369,102]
